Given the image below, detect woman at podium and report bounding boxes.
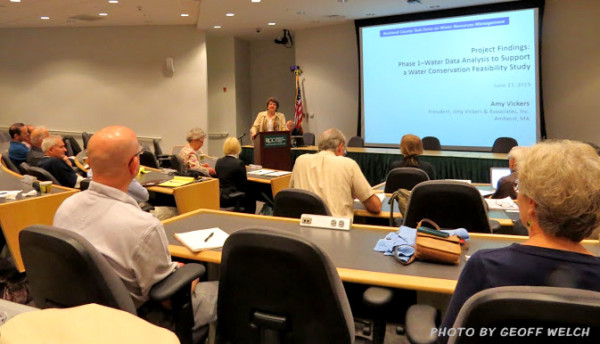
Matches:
[250,97,286,140]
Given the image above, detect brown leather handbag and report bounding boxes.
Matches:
[414,219,463,265]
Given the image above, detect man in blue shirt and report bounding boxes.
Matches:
[8,123,30,165]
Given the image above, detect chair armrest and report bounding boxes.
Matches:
[489,219,501,233]
[228,191,245,200]
[405,304,439,344]
[156,154,172,160]
[149,263,206,302]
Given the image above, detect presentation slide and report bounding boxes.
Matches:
[360,8,541,150]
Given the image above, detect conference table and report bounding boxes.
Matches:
[246,169,291,198]
[162,209,600,294]
[0,165,78,272]
[241,145,509,185]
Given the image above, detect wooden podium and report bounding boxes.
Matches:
[253,131,291,171]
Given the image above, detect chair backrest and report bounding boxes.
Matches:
[81,132,92,149]
[139,150,160,169]
[217,228,354,343]
[491,137,518,153]
[422,136,442,150]
[449,286,600,344]
[273,188,332,218]
[384,167,429,193]
[19,225,137,314]
[403,180,492,233]
[170,154,186,174]
[153,139,164,156]
[1,151,22,174]
[347,136,364,147]
[63,135,82,156]
[302,132,315,146]
[64,139,74,157]
[21,163,61,185]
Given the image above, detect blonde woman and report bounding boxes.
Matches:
[215,137,255,214]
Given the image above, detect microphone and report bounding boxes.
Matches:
[237,133,246,141]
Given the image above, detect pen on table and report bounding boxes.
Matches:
[204,232,214,242]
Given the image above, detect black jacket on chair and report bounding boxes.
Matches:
[215,156,255,213]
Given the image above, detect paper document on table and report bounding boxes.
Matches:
[199,155,216,169]
[484,197,518,210]
[247,169,276,176]
[265,171,291,177]
[174,227,229,252]
[355,193,386,204]
[0,191,22,200]
[158,176,195,187]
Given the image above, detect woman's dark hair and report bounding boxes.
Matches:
[400,134,424,167]
[266,97,279,111]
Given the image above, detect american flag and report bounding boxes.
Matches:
[294,74,304,128]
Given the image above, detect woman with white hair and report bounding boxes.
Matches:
[178,127,215,176]
[440,140,600,337]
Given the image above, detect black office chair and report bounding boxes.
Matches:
[403,180,499,233]
[302,132,315,146]
[217,227,356,343]
[153,139,172,168]
[1,151,22,175]
[348,136,364,147]
[422,136,441,151]
[63,135,82,156]
[139,150,160,169]
[81,132,92,149]
[20,162,61,185]
[384,167,429,193]
[20,225,206,344]
[491,137,518,153]
[273,188,331,218]
[170,154,186,174]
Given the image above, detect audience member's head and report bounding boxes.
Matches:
[585,142,600,156]
[24,125,35,144]
[518,140,600,242]
[400,134,423,167]
[30,126,50,148]
[286,120,294,131]
[87,126,141,191]
[507,146,529,172]
[317,129,346,156]
[185,127,207,151]
[42,135,67,158]
[223,137,241,156]
[9,123,28,142]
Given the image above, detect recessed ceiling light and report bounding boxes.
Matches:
[10,0,21,3]
[40,16,50,20]
[268,22,276,26]
[108,0,119,4]
[226,13,235,17]
[214,25,222,29]
[181,13,190,17]
[98,13,108,16]
[251,0,261,3]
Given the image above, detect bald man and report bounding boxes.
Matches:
[54,126,217,328]
[26,126,49,166]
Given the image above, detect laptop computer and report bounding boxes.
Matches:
[490,167,512,191]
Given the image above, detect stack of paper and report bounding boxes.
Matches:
[158,176,195,187]
[247,169,276,176]
[174,227,229,252]
[484,197,518,210]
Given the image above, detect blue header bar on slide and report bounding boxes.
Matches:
[380,17,509,37]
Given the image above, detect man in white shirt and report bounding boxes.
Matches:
[54,125,216,328]
[290,128,381,218]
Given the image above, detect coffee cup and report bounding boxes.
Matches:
[40,181,53,194]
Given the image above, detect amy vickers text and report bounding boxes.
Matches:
[432,327,591,338]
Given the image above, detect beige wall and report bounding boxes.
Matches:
[541,0,600,142]
[0,25,207,152]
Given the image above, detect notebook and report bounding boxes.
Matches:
[490,167,511,190]
[174,227,229,252]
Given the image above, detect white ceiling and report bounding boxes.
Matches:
[0,0,516,39]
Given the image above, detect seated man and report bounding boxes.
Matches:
[491,146,529,199]
[26,126,50,166]
[7,123,30,165]
[37,135,84,188]
[53,125,217,328]
[290,128,381,218]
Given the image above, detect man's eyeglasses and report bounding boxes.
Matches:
[128,146,144,166]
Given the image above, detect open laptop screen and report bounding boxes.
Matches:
[490,167,512,190]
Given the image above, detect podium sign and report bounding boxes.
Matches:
[254,131,291,171]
